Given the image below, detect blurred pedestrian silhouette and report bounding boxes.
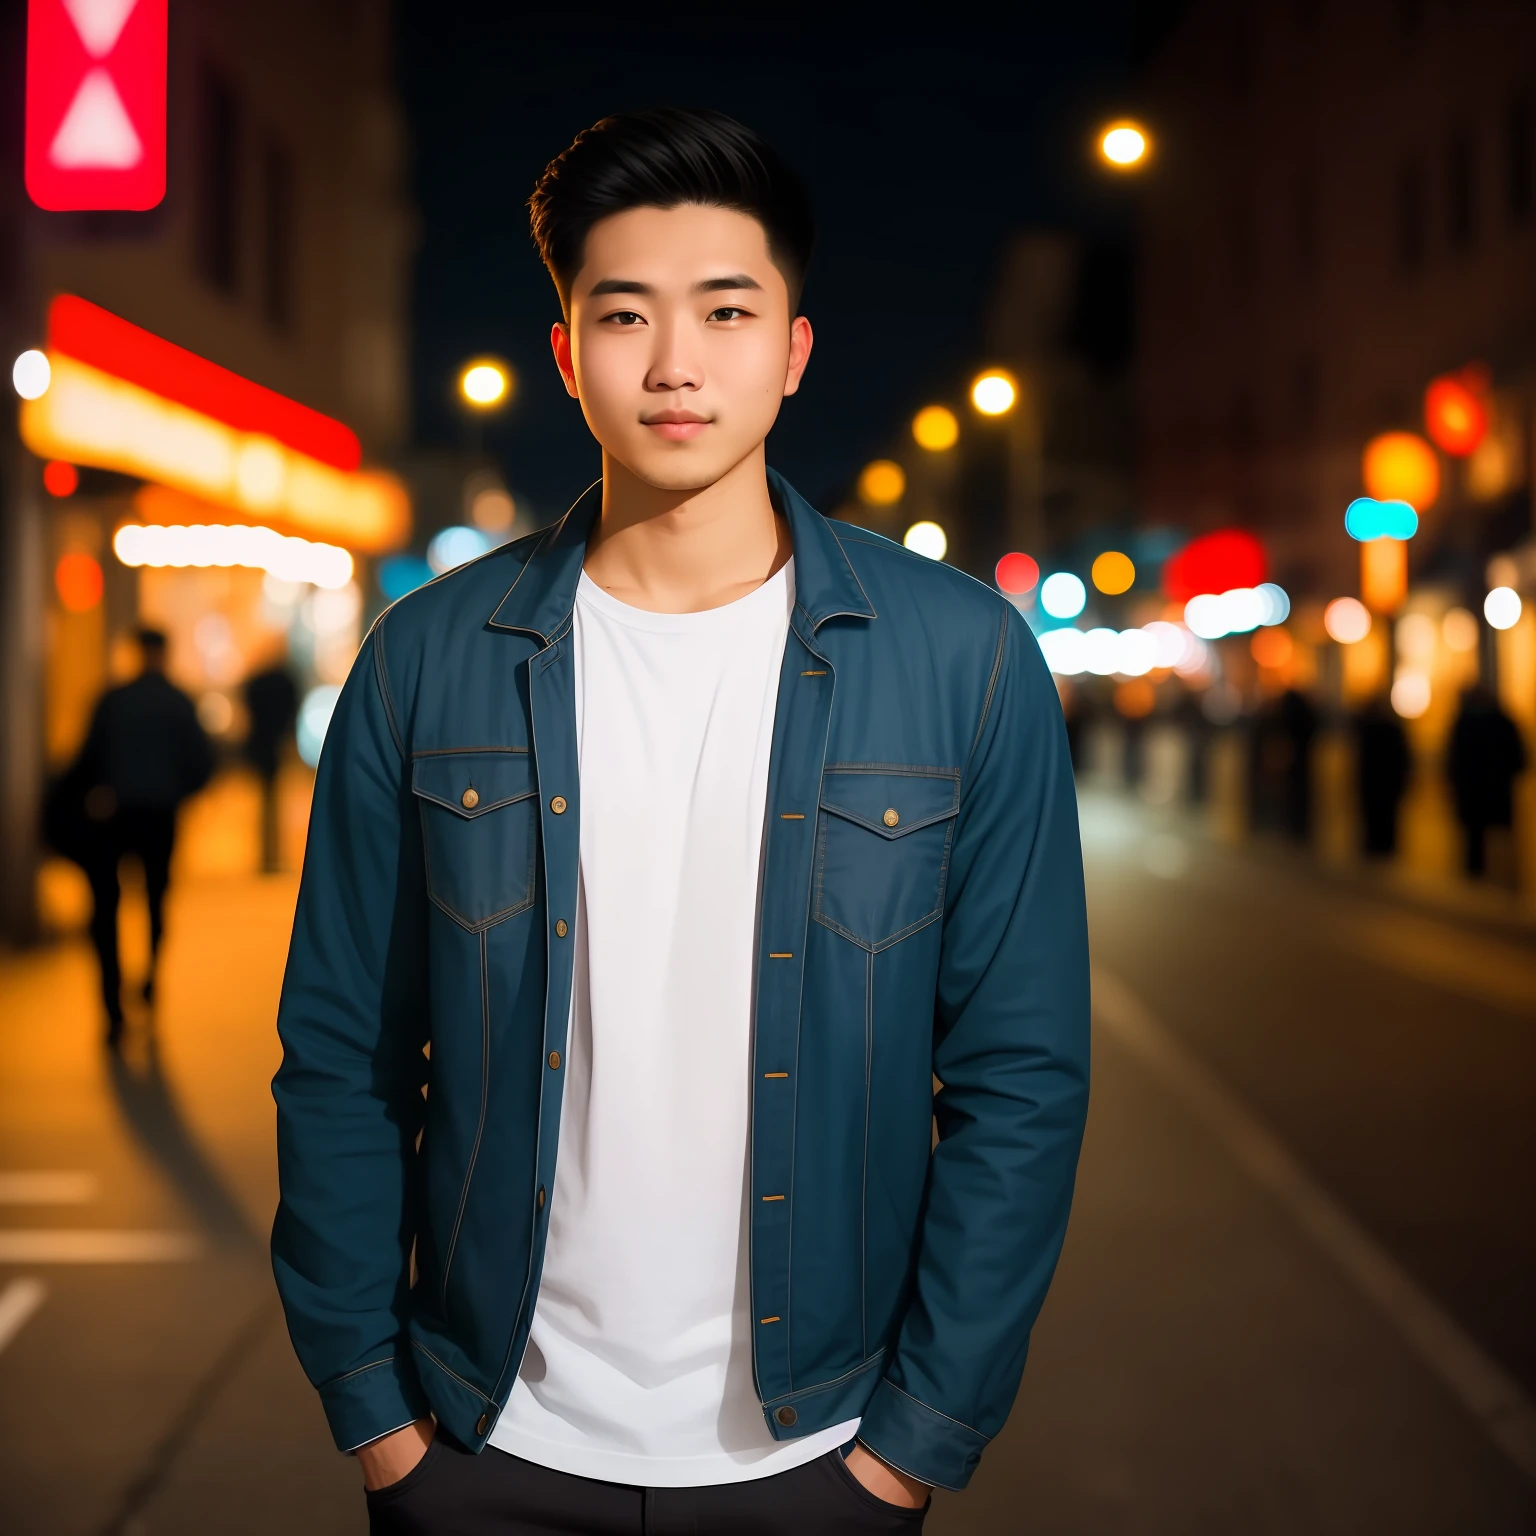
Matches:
[72,629,213,1043]
[242,661,299,873]
[1252,687,1318,842]
[1354,695,1410,858]
[1447,684,1527,879]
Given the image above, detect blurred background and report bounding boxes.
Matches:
[1,1,1534,1531]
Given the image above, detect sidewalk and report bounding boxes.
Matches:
[0,776,363,1536]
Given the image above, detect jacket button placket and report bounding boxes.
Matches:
[752,637,833,1407]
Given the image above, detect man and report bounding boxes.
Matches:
[77,627,213,1044]
[273,108,1089,1534]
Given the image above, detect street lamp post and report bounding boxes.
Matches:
[971,368,1043,577]
[456,357,513,455]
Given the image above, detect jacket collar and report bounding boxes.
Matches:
[487,468,875,642]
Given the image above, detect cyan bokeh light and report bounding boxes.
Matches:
[1345,497,1419,541]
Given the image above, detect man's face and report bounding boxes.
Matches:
[552,204,812,492]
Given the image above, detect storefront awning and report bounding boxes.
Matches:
[20,295,410,553]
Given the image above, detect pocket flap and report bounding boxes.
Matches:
[819,767,960,839]
[412,750,536,818]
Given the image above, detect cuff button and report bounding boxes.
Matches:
[774,1405,798,1427]
[475,1412,489,1435]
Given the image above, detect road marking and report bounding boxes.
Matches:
[0,1230,201,1263]
[1336,907,1536,1017]
[0,1277,46,1354]
[0,1171,98,1204]
[1092,965,1536,1483]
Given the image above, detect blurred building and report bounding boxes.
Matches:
[1137,0,1534,592]
[1136,0,1536,884]
[0,0,415,941]
[975,231,1136,567]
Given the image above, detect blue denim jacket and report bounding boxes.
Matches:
[272,472,1089,1491]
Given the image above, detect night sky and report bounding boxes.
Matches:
[398,5,1162,522]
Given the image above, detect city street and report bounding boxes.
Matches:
[1,782,1533,1533]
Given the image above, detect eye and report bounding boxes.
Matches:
[707,306,749,322]
[602,310,646,326]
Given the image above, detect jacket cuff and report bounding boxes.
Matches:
[318,1353,432,1453]
[856,1377,990,1491]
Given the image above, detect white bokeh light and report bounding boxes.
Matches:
[1040,572,1087,620]
[1484,586,1522,631]
[903,521,948,561]
[12,349,50,400]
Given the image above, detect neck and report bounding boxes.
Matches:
[582,443,791,613]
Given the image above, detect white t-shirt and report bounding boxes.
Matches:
[489,560,859,1486]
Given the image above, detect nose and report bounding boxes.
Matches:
[644,310,702,393]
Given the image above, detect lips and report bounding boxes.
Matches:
[643,413,710,442]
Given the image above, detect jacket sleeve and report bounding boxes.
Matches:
[270,622,433,1451]
[856,606,1090,1490]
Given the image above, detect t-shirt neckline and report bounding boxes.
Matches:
[575,560,794,635]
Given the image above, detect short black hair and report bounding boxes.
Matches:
[529,108,814,316]
[136,626,168,654]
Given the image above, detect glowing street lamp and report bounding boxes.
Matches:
[971,370,1017,417]
[459,358,512,410]
[903,521,947,561]
[912,404,959,451]
[1098,121,1150,170]
[857,459,906,507]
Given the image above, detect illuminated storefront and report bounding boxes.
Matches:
[19,294,410,764]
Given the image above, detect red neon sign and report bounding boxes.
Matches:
[25,0,168,212]
[1162,529,1267,602]
[48,295,364,471]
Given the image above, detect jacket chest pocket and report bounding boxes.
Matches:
[813,767,960,951]
[412,750,539,930]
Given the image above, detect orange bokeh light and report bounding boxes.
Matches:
[55,551,103,612]
[1251,628,1294,669]
[1362,432,1440,510]
[1360,535,1408,614]
[43,459,78,496]
[1114,678,1157,719]
[1423,371,1488,458]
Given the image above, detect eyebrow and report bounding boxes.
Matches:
[585,273,764,297]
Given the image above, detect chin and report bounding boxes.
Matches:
[622,448,740,495]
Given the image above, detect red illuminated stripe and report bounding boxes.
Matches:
[47,295,362,471]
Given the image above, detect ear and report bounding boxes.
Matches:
[782,315,814,399]
[550,322,579,399]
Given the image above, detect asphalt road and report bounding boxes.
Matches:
[1,785,1533,1533]
[1075,793,1536,1403]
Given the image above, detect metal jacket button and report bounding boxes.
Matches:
[775,1405,797,1427]
[548,1051,561,1070]
[555,919,568,937]
[461,787,480,810]
[883,807,899,827]
[550,795,567,815]
[537,1186,546,1209]
[476,1412,489,1435]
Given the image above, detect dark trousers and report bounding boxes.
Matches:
[366,1439,928,1536]
[258,766,281,873]
[86,807,177,1027]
